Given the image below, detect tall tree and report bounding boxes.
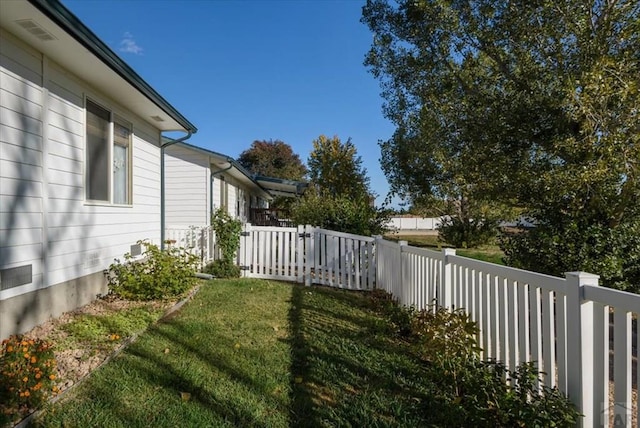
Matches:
[238,139,307,180]
[290,135,389,235]
[307,135,371,201]
[363,0,640,290]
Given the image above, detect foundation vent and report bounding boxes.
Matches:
[130,244,142,257]
[0,265,33,291]
[15,19,57,41]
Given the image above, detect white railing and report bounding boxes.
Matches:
[165,226,216,269]
[238,224,304,282]
[168,224,638,426]
[238,224,376,290]
[378,238,638,428]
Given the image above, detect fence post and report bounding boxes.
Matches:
[296,225,305,284]
[565,271,599,428]
[304,225,314,286]
[397,240,407,306]
[441,248,456,310]
[372,235,382,289]
[240,223,252,278]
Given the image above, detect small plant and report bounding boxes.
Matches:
[368,288,395,312]
[210,208,242,278]
[411,305,482,363]
[424,359,581,427]
[107,240,198,300]
[204,259,240,279]
[59,307,162,352]
[0,335,58,425]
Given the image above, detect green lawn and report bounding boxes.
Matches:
[34,279,433,427]
[385,234,506,265]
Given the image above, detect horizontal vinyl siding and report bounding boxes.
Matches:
[0,24,165,300]
[165,145,209,227]
[0,29,45,293]
[37,60,162,294]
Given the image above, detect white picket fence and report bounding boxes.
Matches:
[378,239,638,428]
[238,224,376,290]
[165,226,216,269]
[168,224,638,427]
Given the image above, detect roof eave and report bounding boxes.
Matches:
[28,0,197,133]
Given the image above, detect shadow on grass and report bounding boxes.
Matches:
[287,285,316,426]
[35,281,432,427]
[286,285,431,427]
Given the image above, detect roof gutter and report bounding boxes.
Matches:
[160,131,194,250]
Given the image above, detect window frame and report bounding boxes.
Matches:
[84,97,133,206]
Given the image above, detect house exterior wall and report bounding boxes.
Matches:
[0,28,163,339]
[164,144,263,227]
[164,144,210,227]
[213,173,250,222]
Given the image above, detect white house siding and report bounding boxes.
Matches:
[164,145,209,227]
[213,173,248,222]
[1,29,45,299]
[0,29,163,338]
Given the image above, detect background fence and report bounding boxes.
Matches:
[169,224,638,427]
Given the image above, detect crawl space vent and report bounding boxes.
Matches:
[0,265,33,291]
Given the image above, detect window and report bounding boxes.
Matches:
[85,99,132,204]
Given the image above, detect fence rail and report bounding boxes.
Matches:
[168,224,638,427]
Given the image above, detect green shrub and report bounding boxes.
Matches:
[0,336,58,425]
[424,359,581,427]
[368,288,395,312]
[501,218,640,292]
[290,191,390,236]
[107,240,198,300]
[368,291,580,427]
[411,305,481,363]
[438,215,499,249]
[203,259,241,279]
[210,208,242,276]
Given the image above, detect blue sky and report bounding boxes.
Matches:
[62,0,398,207]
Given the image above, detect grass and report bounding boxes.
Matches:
[385,233,506,265]
[57,306,164,352]
[33,279,435,427]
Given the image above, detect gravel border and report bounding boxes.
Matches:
[12,284,202,428]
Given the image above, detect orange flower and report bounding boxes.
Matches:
[31,356,37,363]
[35,373,42,379]
[6,345,13,352]
[24,353,30,359]
[52,386,59,393]
[24,391,30,397]
[22,377,28,382]
[49,374,56,380]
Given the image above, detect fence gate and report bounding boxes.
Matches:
[239,224,376,289]
[238,224,305,282]
[311,228,376,290]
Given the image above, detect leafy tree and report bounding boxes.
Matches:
[291,135,389,235]
[307,135,371,202]
[290,191,390,236]
[238,139,307,180]
[363,0,640,289]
